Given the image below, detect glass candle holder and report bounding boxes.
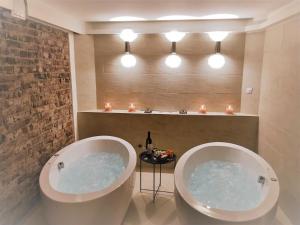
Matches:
[104,103,112,112]
[225,105,234,114]
[199,104,207,114]
[128,103,136,112]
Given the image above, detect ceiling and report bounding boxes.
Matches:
[40,0,293,22]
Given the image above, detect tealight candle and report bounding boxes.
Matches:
[128,103,136,112]
[225,105,234,114]
[199,104,207,114]
[104,102,112,112]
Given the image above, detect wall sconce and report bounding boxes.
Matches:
[208,31,228,42]
[120,29,137,68]
[164,31,185,68]
[207,31,228,69]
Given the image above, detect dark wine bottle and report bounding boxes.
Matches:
[145,131,152,150]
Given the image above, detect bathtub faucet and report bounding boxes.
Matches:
[57,162,64,170]
[257,176,265,185]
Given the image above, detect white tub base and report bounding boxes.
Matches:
[174,142,280,225]
[39,136,136,225]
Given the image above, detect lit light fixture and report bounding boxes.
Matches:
[110,16,145,22]
[128,103,136,112]
[157,14,238,21]
[104,102,112,112]
[225,105,234,114]
[207,31,227,69]
[157,15,199,21]
[120,29,137,68]
[165,30,186,42]
[199,105,207,114]
[166,53,182,68]
[208,54,225,69]
[121,52,136,68]
[165,31,185,68]
[207,31,229,42]
[200,14,239,20]
[120,29,138,42]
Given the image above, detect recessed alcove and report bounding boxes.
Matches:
[74,32,246,113]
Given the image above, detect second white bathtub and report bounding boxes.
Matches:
[175,142,279,225]
[39,136,137,225]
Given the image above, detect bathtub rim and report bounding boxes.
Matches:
[174,142,280,223]
[39,136,137,203]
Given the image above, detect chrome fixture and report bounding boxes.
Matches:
[57,162,64,170]
[179,109,187,114]
[258,176,265,185]
[144,108,153,113]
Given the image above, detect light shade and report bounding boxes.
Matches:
[207,31,229,42]
[120,29,138,42]
[165,53,182,68]
[165,31,186,42]
[208,53,225,69]
[121,53,136,68]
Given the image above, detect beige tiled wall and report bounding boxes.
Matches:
[78,112,259,162]
[94,33,245,112]
[258,14,300,224]
[241,31,265,114]
[74,35,97,111]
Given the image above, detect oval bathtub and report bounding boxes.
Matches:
[39,136,137,225]
[174,142,279,225]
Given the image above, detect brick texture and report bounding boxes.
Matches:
[0,8,74,225]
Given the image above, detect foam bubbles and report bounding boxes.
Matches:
[188,160,263,211]
[55,152,125,194]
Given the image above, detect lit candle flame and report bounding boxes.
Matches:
[128,103,136,112]
[226,105,234,114]
[199,104,207,114]
[104,102,112,112]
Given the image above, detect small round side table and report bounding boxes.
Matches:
[139,151,177,203]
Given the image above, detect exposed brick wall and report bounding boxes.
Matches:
[0,8,74,225]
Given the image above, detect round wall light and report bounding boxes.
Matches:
[165,31,186,42]
[120,29,138,42]
[165,53,182,68]
[208,53,225,69]
[121,53,136,68]
[207,31,229,42]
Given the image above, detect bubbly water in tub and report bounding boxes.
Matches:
[56,152,125,194]
[188,160,263,211]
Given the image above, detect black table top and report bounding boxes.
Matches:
[139,151,176,165]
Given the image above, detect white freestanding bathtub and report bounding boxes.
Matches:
[39,136,136,225]
[175,142,279,225]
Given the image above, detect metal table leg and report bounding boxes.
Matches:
[153,164,155,202]
[140,157,142,192]
[139,156,177,203]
